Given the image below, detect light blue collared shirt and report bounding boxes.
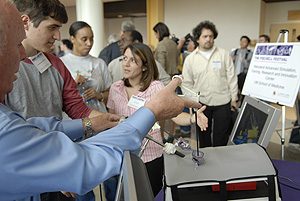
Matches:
[0,104,155,201]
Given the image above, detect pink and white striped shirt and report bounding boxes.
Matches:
[107,80,164,163]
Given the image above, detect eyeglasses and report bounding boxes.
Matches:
[118,38,132,44]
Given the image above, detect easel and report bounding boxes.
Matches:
[276,29,289,160]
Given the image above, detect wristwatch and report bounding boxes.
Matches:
[83,117,93,138]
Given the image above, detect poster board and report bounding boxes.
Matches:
[242,43,300,107]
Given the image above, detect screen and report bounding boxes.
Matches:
[233,104,268,145]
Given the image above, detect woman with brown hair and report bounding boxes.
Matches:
[107,43,164,196]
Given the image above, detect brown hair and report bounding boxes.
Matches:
[10,0,68,27]
[123,43,159,91]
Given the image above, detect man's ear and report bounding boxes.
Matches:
[133,39,139,44]
[70,36,75,44]
[21,15,31,31]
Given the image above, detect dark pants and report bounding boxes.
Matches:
[197,102,232,148]
[103,176,118,201]
[41,191,95,201]
[238,73,247,103]
[40,192,75,201]
[145,155,164,197]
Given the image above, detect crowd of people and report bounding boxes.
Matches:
[1,0,292,201]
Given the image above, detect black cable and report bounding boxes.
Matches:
[279,175,300,186]
[161,128,179,140]
[279,182,300,191]
[278,175,300,191]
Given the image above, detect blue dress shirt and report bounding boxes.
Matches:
[0,104,155,201]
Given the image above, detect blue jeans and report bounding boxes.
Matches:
[75,191,95,201]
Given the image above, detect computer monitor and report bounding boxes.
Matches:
[228,96,282,148]
[116,151,154,201]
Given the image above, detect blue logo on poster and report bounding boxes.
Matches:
[256,45,293,56]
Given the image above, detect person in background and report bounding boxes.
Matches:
[231,35,253,104]
[175,35,197,138]
[107,43,208,199]
[58,39,73,57]
[107,33,119,45]
[61,21,112,114]
[289,35,300,148]
[182,20,238,148]
[153,22,180,143]
[258,34,270,43]
[98,20,135,65]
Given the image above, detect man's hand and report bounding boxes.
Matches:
[61,191,77,198]
[145,76,202,121]
[232,55,236,62]
[231,101,237,112]
[90,113,121,133]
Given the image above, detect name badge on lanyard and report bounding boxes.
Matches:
[29,52,52,73]
[212,61,222,69]
[127,95,146,110]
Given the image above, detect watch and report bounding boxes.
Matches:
[83,117,93,138]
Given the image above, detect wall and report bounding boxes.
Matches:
[264,1,300,36]
[164,0,261,52]
[58,1,300,54]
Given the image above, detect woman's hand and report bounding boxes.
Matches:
[196,106,208,131]
[75,75,87,85]
[83,88,97,101]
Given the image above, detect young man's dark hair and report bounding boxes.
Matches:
[193,20,218,40]
[10,0,68,27]
[241,35,251,44]
[61,39,73,50]
[297,35,300,42]
[259,34,270,42]
[153,22,170,41]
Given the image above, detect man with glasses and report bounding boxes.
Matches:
[98,20,135,65]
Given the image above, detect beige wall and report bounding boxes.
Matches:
[57,1,300,54]
[264,1,300,37]
[164,0,261,52]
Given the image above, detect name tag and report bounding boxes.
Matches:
[29,52,52,73]
[127,95,146,110]
[212,61,222,69]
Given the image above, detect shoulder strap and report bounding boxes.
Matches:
[244,49,251,59]
[234,48,238,56]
